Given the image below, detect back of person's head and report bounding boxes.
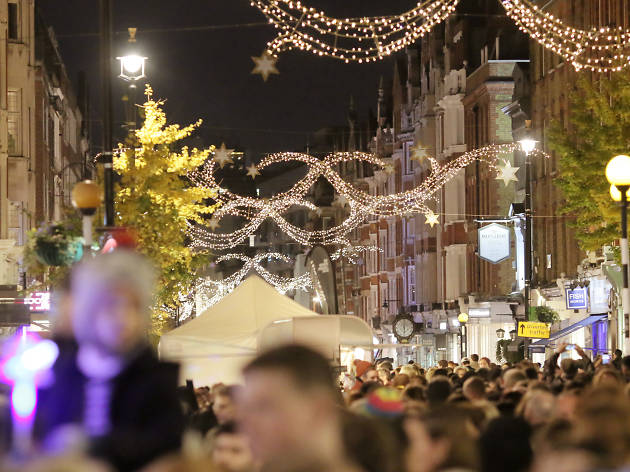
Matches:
[573,386,630,469]
[593,367,623,387]
[524,366,539,380]
[463,376,486,401]
[433,368,448,377]
[471,354,479,362]
[614,349,623,358]
[503,368,527,390]
[480,416,532,472]
[437,360,449,369]
[400,364,419,378]
[342,411,405,472]
[243,344,335,395]
[426,377,451,407]
[560,358,579,379]
[391,373,410,389]
[621,355,630,371]
[409,407,479,471]
[402,386,425,403]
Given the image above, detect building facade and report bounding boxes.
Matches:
[0,1,90,290]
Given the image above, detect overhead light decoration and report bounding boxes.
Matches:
[250,0,630,72]
[499,0,630,72]
[196,253,313,311]
[189,144,547,250]
[330,244,383,264]
[251,0,460,63]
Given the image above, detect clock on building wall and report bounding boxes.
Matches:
[392,314,415,343]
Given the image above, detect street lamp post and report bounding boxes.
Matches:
[606,155,630,348]
[519,134,537,358]
[71,180,102,250]
[100,0,114,227]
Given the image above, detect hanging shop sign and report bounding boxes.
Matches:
[566,286,589,310]
[478,223,511,264]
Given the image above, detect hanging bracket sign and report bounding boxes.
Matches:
[478,223,511,264]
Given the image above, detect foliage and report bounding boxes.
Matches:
[496,339,524,364]
[22,216,83,291]
[533,305,560,324]
[549,71,630,251]
[114,85,219,332]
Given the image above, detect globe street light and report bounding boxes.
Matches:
[71,180,102,248]
[606,154,630,344]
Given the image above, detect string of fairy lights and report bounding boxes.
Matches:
[188,144,546,250]
[251,0,460,63]
[249,0,630,72]
[196,253,313,311]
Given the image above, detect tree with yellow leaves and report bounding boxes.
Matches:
[114,85,219,333]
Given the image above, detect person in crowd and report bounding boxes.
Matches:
[621,355,630,382]
[478,357,491,370]
[377,367,391,386]
[425,377,451,409]
[404,407,478,472]
[34,251,183,472]
[212,385,240,426]
[612,348,623,370]
[469,354,480,370]
[239,345,362,471]
[211,422,258,472]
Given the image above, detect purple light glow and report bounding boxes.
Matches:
[0,327,59,423]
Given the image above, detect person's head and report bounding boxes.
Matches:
[454,366,467,379]
[593,367,623,388]
[71,250,155,356]
[426,377,451,408]
[470,354,479,363]
[463,376,486,402]
[377,368,391,385]
[437,360,448,369]
[404,407,479,472]
[614,349,623,360]
[479,357,491,370]
[622,356,630,379]
[503,368,527,391]
[462,358,471,367]
[363,368,380,384]
[213,385,240,425]
[240,345,344,465]
[480,416,532,472]
[517,390,556,427]
[212,422,256,472]
[400,365,419,378]
[560,359,579,380]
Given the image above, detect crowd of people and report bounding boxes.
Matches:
[2,251,630,472]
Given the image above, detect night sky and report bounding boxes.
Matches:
[37,1,412,159]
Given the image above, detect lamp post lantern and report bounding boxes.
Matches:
[606,154,630,345]
[71,180,102,249]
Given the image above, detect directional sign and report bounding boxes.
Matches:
[518,321,550,339]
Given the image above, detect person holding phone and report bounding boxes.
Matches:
[543,342,594,385]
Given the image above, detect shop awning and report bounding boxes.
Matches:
[528,314,608,350]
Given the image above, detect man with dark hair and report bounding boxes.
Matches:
[613,349,623,370]
[212,422,257,472]
[470,354,480,370]
[239,345,360,471]
[426,377,452,408]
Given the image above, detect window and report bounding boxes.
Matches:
[8,90,21,155]
[407,265,416,305]
[403,141,413,174]
[8,3,18,41]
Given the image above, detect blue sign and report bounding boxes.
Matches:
[566,287,589,310]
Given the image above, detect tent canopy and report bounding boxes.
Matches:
[159,275,319,385]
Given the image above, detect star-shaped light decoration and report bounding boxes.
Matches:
[424,210,440,228]
[495,159,520,187]
[214,143,234,168]
[246,164,260,180]
[410,144,429,163]
[208,217,220,231]
[383,164,394,175]
[332,195,349,208]
[251,52,279,82]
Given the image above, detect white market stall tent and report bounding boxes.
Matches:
[159,275,323,385]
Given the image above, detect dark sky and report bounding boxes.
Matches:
[37,1,412,159]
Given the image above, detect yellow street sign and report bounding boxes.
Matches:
[518,321,550,339]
